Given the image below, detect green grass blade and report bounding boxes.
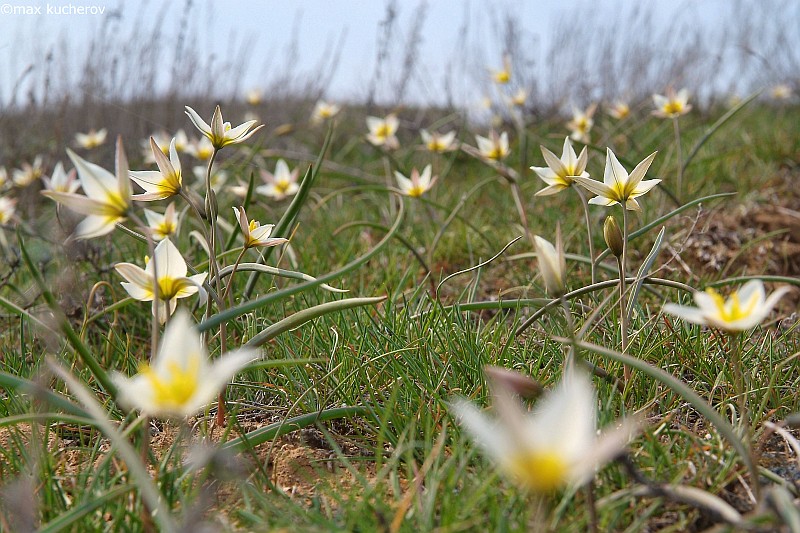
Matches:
[222,406,370,453]
[682,90,761,174]
[626,226,665,322]
[214,262,348,293]
[569,338,759,492]
[18,233,118,398]
[198,199,404,333]
[245,296,386,348]
[38,484,134,533]
[244,123,334,298]
[0,372,90,417]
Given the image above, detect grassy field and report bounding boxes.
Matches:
[0,80,799,533]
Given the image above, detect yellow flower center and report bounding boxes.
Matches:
[156,220,176,238]
[375,124,392,139]
[157,277,182,300]
[486,146,505,160]
[664,101,684,115]
[427,140,444,152]
[248,219,259,232]
[141,357,200,409]
[106,190,128,214]
[705,288,759,323]
[197,147,213,160]
[407,185,425,198]
[508,449,568,493]
[275,180,291,194]
[494,71,510,84]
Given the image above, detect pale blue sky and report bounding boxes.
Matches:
[0,0,793,107]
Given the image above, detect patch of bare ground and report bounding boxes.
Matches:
[665,165,800,315]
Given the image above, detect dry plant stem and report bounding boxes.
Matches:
[620,207,630,381]
[574,187,596,284]
[221,248,247,304]
[560,296,577,370]
[585,481,599,533]
[140,417,155,533]
[672,116,683,201]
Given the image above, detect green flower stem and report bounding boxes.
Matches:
[202,148,230,427]
[729,333,749,437]
[510,181,534,248]
[620,207,631,381]
[574,186,596,284]
[672,116,683,201]
[560,296,577,370]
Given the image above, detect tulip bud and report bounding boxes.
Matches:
[603,216,624,258]
[534,229,566,298]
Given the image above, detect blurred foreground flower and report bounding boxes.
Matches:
[75,128,108,150]
[421,130,457,153]
[143,203,179,241]
[366,114,399,149]
[573,149,659,211]
[234,206,288,249]
[41,162,79,194]
[566,104,596,143]
[532,137,589,197]
[0,196,17,225]
[112,310,257,418]
[533,230,566,298]
[652,88,692,118]
[311,100,341,123]
[185,105,264,150]
[475,131,509,161]
[453,367,639,493]
[131,138,183,201]
[607,101,630,120]
[115,238,207,322]
[395,165,437,198]
[256,159,300,200]
[12,156,44,187]
[663,280,791,332]
[42,138,132,239]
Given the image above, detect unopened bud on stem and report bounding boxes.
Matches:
[604,216,624,258]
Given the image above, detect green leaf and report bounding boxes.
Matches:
[626,226,665,322]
